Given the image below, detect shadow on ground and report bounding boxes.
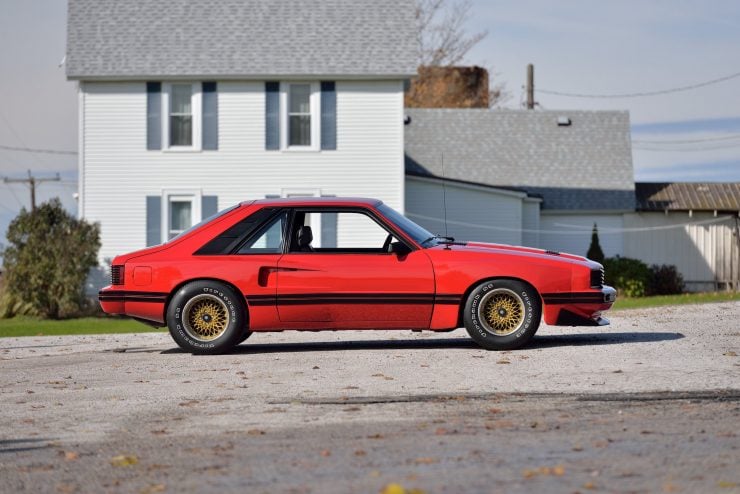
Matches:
[160,331,684,355]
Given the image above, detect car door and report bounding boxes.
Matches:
[276,208,435,327]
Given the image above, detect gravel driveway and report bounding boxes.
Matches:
[1,302,739,493]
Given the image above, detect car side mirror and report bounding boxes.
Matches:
[390,241,411,257]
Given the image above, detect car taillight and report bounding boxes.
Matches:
[111,265,124,285]
[590,268,604,288]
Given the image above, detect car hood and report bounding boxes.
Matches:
[433,241,596,267]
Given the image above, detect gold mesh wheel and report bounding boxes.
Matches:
[478,288,525,336]
[182,294,230,342]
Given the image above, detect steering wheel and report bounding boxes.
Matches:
[382,234,393,253]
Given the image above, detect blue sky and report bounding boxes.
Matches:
[0,0,739,242]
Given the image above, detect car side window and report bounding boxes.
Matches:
[237,211,287,254]
[288,210,397,253]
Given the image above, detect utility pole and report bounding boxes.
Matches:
[526,63,535,110]
[3,170,61,211]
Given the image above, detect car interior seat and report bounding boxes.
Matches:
[297,225,314,252]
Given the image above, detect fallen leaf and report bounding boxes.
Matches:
[247,429,265,436]
[140,484,166,494]
[488,408,503,414]
[110,455,138,467]
[723,351,737,357]
[367,433,385,439]
[320,449,331,457]
[496,360,510,365]
[380,484,406,494]
[354,449,367,456]
[62,451,79,461]
[178,400,199,407]
[583,481,597,490]
[413,457,438,464]
[343,406,361,412]
[717,481,738,489]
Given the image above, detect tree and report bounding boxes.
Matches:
[1,199,100,318]
[414,0,507,107]
[587,223,605,263]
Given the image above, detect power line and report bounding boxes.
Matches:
[0,143,77,155]
[3,171,61,211]
[539,70,740,99]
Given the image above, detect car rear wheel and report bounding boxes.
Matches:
[167,280,247,354]
[463,279,541,350]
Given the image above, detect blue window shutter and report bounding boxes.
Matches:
[202,195,218,219]
[320,81,336,150]
[146,82,162,150]
[265,81,280,150]
[146,196,162,246]
[202,82,218,150]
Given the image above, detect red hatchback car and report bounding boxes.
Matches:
[99,197,616,354]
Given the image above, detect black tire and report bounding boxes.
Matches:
[463,279,541,350]
[167,280,247,354]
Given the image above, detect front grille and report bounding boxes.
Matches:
[111,265,124,285]
[590,268,604,288]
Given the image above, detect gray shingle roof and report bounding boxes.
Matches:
[636,182,740,212]
[404,109,636,210]
[66,0,418,80]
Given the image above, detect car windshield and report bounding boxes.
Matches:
[167,204,240,243]
[376,203,438,246]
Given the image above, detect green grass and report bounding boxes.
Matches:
[0,316,164,338]
[612,291,740,311]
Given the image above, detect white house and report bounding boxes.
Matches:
[66,0,417,263]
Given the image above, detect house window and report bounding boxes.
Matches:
[168,196,195,240]
[288,84,312,146]
[163,83,202,150]
[281,82,320,150]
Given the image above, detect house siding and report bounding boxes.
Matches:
[81,80,405,262]
[405,176,526,246]
[623,212,739,291]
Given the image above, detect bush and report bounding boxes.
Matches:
[586,223,605,264]
[649,264,684,295]
[0,199,100,319]
[603,256,651,298]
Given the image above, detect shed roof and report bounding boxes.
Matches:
[66,0,418,80]
[635,182,740,212]
[404,109,635,211]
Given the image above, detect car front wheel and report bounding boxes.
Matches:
[463,279,541,350]
[167,280,247,354]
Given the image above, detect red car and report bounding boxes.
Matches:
[99,197,616,354]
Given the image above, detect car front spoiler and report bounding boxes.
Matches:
[556,310,611,327]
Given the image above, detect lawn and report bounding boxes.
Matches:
[612,291,740,311]
[0,316,164,338]
[1,292,739,337]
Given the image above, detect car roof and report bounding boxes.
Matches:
[243,197,384,208]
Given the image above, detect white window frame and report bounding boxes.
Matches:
[280,82,321,151]
[162,82,202,151]
[161,189,202,243]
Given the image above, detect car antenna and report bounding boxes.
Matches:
[441,152,451,250]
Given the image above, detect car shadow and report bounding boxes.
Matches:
[0,438,56,455]
[160,331,684,355]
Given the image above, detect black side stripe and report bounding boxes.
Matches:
[541,292,606,305]
[99,290,167,304]
[246,293,463,307]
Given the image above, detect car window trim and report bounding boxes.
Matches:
[283,206,417,255]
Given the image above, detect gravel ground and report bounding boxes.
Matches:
[1,302,739,493]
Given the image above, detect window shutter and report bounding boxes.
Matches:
[265,81,280,150]
[146,196,162,246]
[320,81,337,150]
[202,82,218,150]
[146,82,162,150]
[202,195,218,219]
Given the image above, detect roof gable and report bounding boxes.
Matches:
[404,109,635,210]
[66,0,418,80]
